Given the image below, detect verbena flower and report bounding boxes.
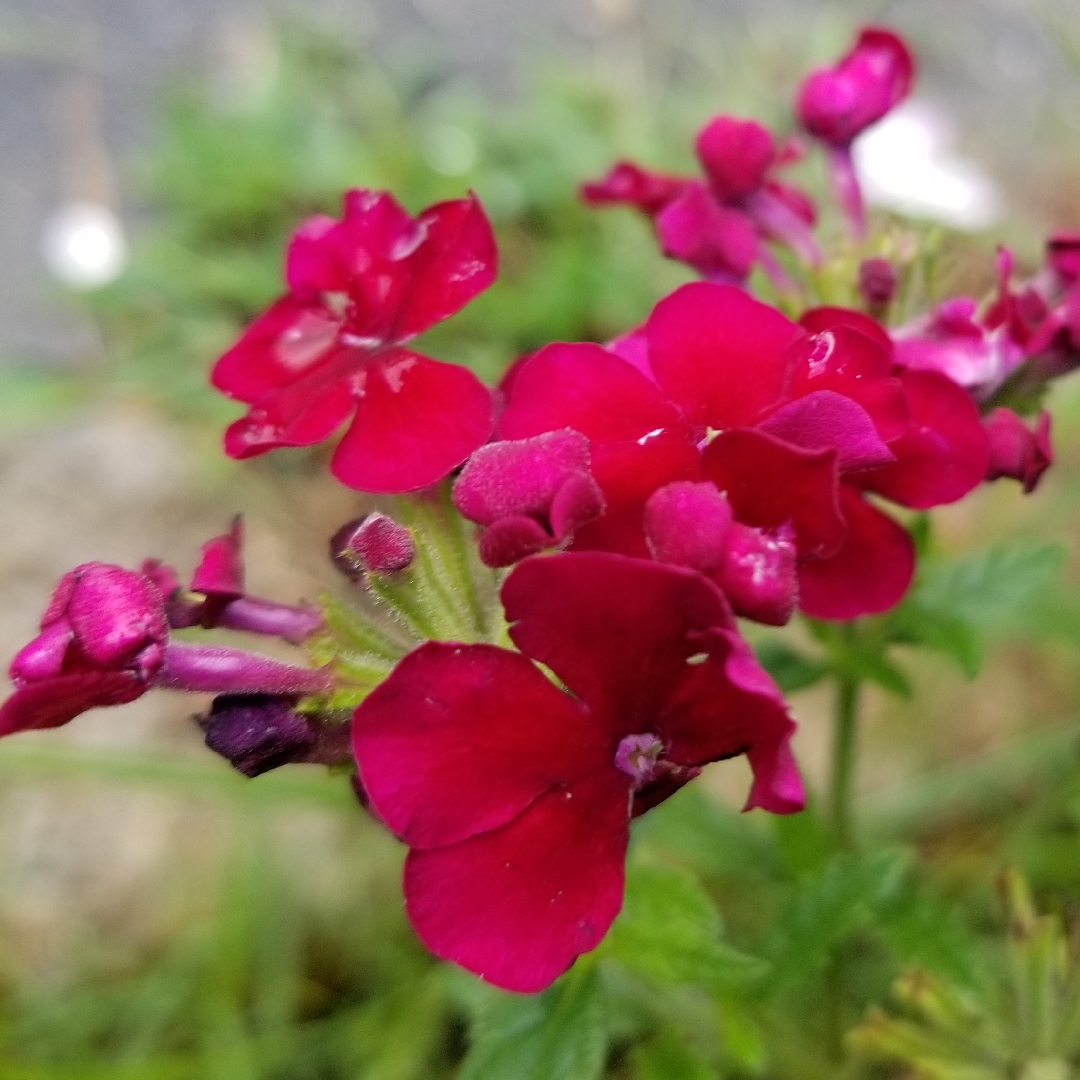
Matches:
[497,283,988,620]
[796,28,915,235]
[211,190,498,493]
[582,116,818,286]
[351,552,803,992]
[0,561,331,735]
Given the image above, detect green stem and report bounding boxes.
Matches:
[829,664,861,852]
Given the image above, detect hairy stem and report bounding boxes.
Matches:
[829,663,861,851]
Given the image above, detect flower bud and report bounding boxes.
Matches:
[984,408,1052,494]
[694,116,775,202]
[331,513,416,579]
[201,694,316,777]
[858,257,897,307]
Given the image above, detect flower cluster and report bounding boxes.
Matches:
[1,24,1074,998]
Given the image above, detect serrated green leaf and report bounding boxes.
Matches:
[458,965,607,1080]
[630,1028,718,1080]
[753,641,829,693]
[885,602,983,677]
[606,864,768,991]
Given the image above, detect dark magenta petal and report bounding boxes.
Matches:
[648,282,803,429]
[9,621,73,682]
[701,429,845,560]
[656,626,803,813]
[984,408,1053,494]
[212,295,342,405]
[569,504,653,559]
[655,184,758,282]
[65,564,168,669]
[797,486,914,619]
[644,481,732,573]
[155,643,332,696]
[695,116,775,201]
[202,694,316,778]
[332,350,495,493]
[503,552,733,735]
[285,214,346,293]
[550,473,606,541]
[478,516,555,568]
[757,391,894,472]
[860,370,990,509]
[0,671,146,736]
[352,642,604,849]
[404,766,631,993]
[713,522,798,626]
[452,429,592,526]
[498,342,689,447]
[1047,231,1080,287]
[191,518,244,602]
[783,321,908,442]
[796,27,915,146]
[389,193,499,343]
[580,160,687,215]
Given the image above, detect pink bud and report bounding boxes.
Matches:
[694,116,776,202]
[191,517,244,602]
[331,513,416,578]
[858,257,897,306]
[984,408,1053,494]
[644,482,732,573]
[713,522,798,626]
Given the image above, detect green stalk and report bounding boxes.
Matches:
[829,665,861,852]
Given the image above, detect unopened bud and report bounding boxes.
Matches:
[858,257,897,308]
[201,694,316,777]
[331,513,416,579]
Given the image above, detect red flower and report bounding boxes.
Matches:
[212,190,498,493]
[582,116,818,286]
[498,284,989,620]
[351,552,803,992]
[983,408,1052,494]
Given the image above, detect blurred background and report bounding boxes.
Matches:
[3,0,1080,1075]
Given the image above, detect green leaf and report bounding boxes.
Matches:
[630,1028,718,1080]
[631,786,784,884]
[885,603,983,677]
[914,543,1065,630]
[753,640,829,693]
[606,864,767,991]
[458,965,607,1080]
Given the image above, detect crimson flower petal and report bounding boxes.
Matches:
[284,215,346,293]
[714,522,798,626]
[0,671,145,736]
[702,429,845,560]
[478,517,555,567]
[655,184,759,283]
[353,642,604,849]
[644,481,732,573]
[647,283,803,429]
[503,552,733,734]
[332,350,495,493]
[389,193,499,342]
[758,390,894,471]
[211,295,342,404]
[797,486,914,619]
[579,161,687,215]
[191,518,244,601]
[860,370,989,508]
[403,766,631,993]
[223,377,355,458]
[798,305,894,353]
[498,343,686,445]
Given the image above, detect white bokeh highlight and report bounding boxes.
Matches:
[853,101,1001,231]
[42,201,128,289]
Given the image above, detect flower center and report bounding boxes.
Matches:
[614,732,665,788]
